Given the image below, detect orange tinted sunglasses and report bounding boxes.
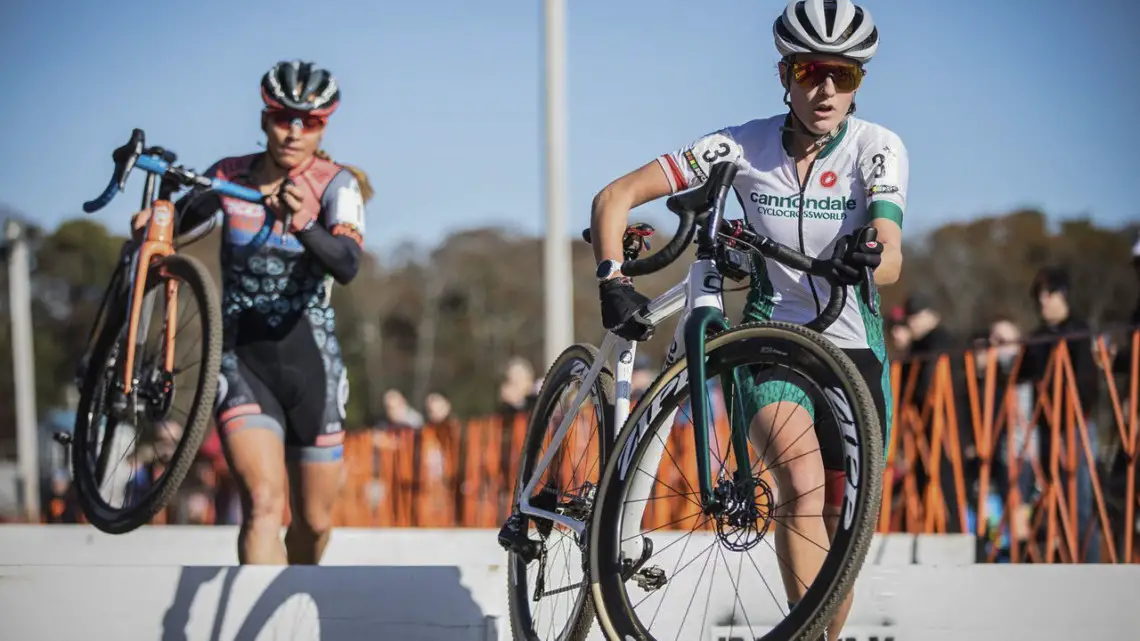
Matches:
[790,61,865,92]
[266,109,327,133]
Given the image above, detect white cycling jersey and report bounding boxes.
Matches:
[656,114,909,351]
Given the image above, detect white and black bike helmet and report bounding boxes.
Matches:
[773,0,879,64]
[260,60,341,117]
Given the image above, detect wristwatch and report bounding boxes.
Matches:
[595,259,623,282]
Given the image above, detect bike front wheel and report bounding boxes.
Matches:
[588,321,884,641]
[71,253,222,534]
[503,343,616,641]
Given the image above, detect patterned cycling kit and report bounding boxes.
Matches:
[656,114,909,476]
[195,155,366,462]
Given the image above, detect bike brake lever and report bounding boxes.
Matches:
[856,226,880,317]
[863,266,879,316]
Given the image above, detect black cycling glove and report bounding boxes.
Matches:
[828,228,883,286]
[599,276,652,341]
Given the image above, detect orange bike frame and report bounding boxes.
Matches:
[120,199,179,395]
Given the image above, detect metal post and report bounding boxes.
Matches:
[542,0,574,369]
[5,219,40,522]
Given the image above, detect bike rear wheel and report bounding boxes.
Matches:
[588,321,883,641]
[504,343,616,641]
[71,253,222,534]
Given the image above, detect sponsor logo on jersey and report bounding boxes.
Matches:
[749,192,855,221]
[820,171,838,188]
[682,149,708,182]
[868,184,899,196]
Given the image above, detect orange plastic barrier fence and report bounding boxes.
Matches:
[878,330,1139,563]
[38,330,1140,565]
[326,329,1139,564]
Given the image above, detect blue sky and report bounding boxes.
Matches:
[1,0,1137,254]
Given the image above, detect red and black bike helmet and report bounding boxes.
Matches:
[260,60,340,118]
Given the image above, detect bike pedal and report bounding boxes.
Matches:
[497,512,541,563]
[632,566,667,592]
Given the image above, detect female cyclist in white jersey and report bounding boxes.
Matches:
[588,1,905,637]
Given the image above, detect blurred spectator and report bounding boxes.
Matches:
[128,443,156,501]
[496,356,536,522]
[498,356,537,417]
[423,388,460,467]
[631,354,654,403]
[382,388,424,429]
[904,293,957,400]
[199,427,240,525]
[987,317,1039,515]
[967,317,1037,555]
[182,491,214,524]
[886,305,913,415]
[424,390,460,482]
[1106,237,1140,550]
[904,293,972,531]
[1018,266,1101,561]
[1132,233,1140,326]
[1109,233,1140,374]
[887,305,912,356]
[881,304,913,502]
[44,468,79,523]
[425,391,456,426]
[168,458,218,524]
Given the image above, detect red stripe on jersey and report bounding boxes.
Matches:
[663,155,687,191]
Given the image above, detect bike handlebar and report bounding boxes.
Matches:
[619,160,880,332]
[82,128,265,214]
[618,209,696,277]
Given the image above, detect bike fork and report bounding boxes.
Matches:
[617,259,745,562]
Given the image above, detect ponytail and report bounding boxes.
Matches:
[315,149,374,204]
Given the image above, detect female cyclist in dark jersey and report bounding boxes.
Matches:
[133,60,370,565]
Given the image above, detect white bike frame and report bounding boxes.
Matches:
[517,258,727,541]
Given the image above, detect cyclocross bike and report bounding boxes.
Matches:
[498,162,885,641]
[64,128,268,534]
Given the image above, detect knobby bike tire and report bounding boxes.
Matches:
[508,343,616,641]
[587,321,883,641]
[72,253,222,534]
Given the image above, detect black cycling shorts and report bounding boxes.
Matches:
[214,307,348,463]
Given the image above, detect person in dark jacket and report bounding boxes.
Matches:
[905,293,958,402]
[1111,234,1140,374]
[1019,266,1102,562]
[1132,233,1140,327]
[904,293,974,532]
[1106,235,1140,554]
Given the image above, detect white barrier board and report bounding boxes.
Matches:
[2,563,1137,641]
[7,526,1131,641]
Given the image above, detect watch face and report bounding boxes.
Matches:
[596,260,614,280]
